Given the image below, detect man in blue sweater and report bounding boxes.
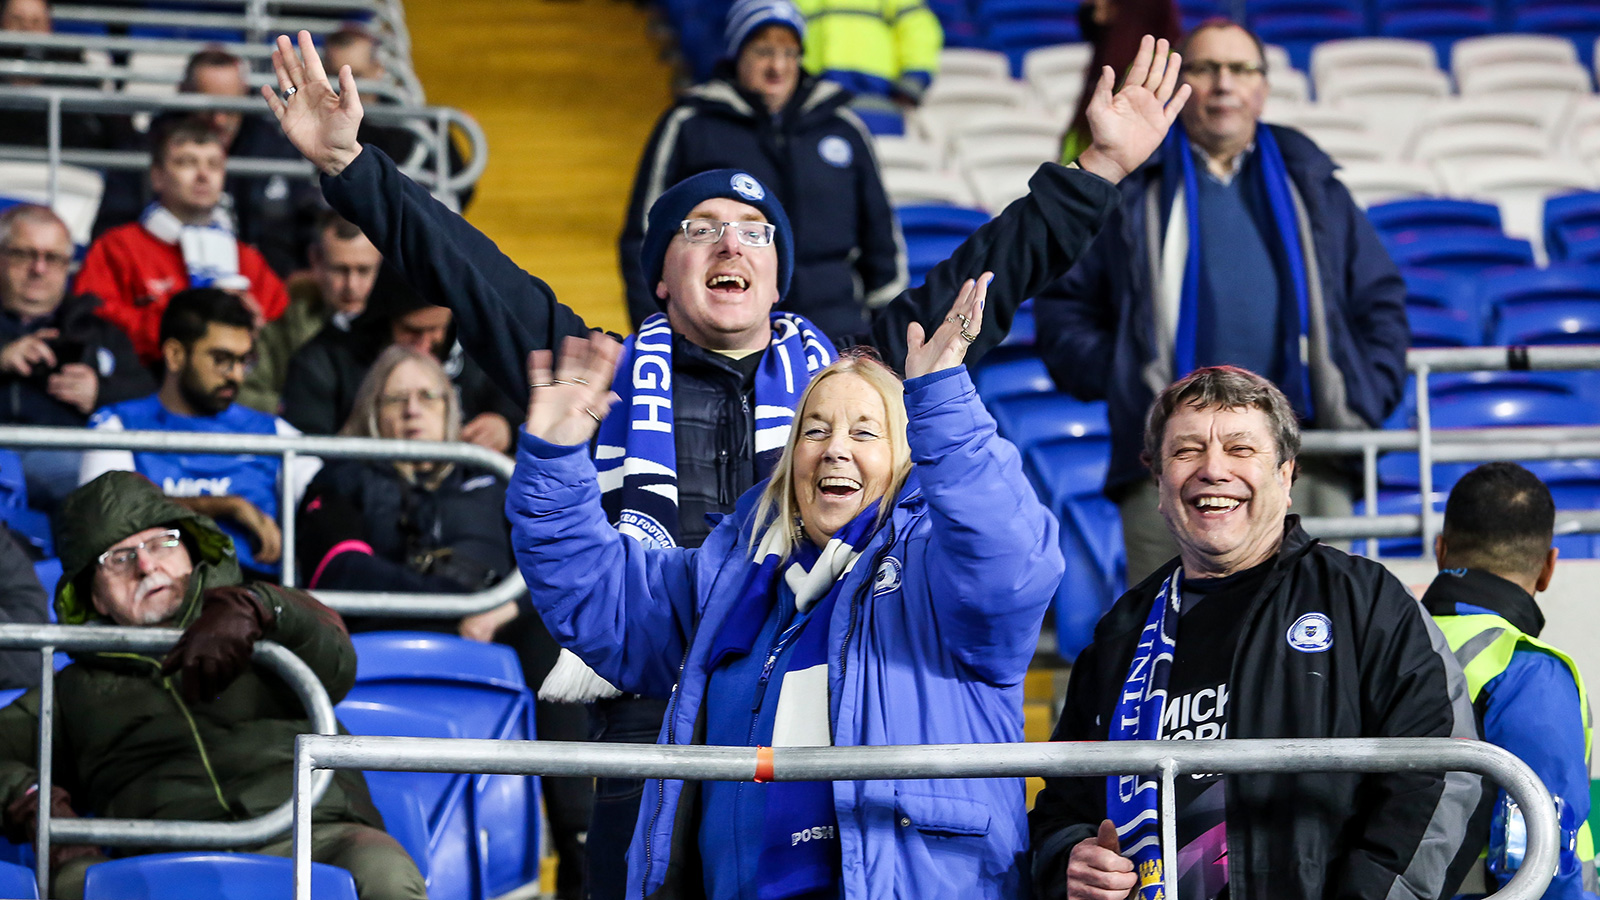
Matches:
[1424,462,1597,900]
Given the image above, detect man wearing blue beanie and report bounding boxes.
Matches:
[266,28,1190,899]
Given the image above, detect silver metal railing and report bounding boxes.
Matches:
[0,624,338,898]
[0,425,524,617]
[0,57,414,105]
[0,87,486,207]
[292,736,1557,900]
[47,6,408,54]
[1290,345,1600,553]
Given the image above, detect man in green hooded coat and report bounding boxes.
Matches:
[0,470,427,900]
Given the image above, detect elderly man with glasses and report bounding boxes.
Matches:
[79,288,321,579]
[0,204,153,513]
[0,470,427,900]
[1035,18,1410,584]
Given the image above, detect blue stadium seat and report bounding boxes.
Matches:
[985,19,1083,75]
[1000,300,1035,347]
[852,107,905,136]
[906,234,968,288]
[1378,8,1496,62]
[0,450,50,558]
[1407,305,1479,347]
[32,559,61,609]
[895,205,991,237]
[1513,6,1600,67]
[1023,437,1122,661]
[344,635,538,900]
[976,0,1078,24]
[1351,490,1447,556]
[81,853,356,900]
[1543,192,1600,261]
[1251,11,1366,68]
[1560,230,1600,265]
[1493,299,1600,345]
[1180,0,1227,30]
[1478,264,1600,316]
[1402,268,1481,322]
[0,858,36,898]
[1368,198,1503,240]
[1385,232,1536,277]
[988,392,1110,451]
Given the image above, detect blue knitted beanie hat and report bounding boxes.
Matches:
[639,169,794,309]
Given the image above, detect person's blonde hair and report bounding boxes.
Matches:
[749,349,913,562]
[341,344,462,484]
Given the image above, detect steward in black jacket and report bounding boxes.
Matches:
[620,75,905,342]
[1030,516,1486,900]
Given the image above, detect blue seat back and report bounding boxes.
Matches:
[973,354,1053,402]
[0,858,36,898]
[1407,305,1479,347]
[351,632,525,689]
[81,853,356,900]
[1369,197,1503,239]
[1022,437,1121,661]
[1544,191,1600,260]
[988,392,1110,451]
[895,205,991,237]
[1386,232,1535,277]
[1479,264,1600,315]
[1493,299,1600,345]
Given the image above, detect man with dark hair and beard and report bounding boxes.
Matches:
[79,289,321,578]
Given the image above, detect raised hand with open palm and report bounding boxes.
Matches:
[261,30,365,176]
[1076,34,1192,185]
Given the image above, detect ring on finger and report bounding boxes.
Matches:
[529,382,555,389]
[584,408,602,424]
[956,314,973,331]
[553,378,587,387]
[282,85,298,100]
[959,329,977,344]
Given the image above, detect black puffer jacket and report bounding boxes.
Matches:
[620,75,906,342]
[1030,518,1485,900]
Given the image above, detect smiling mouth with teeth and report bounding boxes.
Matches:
[706,273,749,291]
[1193,496,1243,512]
[819,476,862,497]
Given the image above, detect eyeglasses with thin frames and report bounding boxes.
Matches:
[97,529,184,575]
[379,388,448,410]
[0,246,73,270]
[678,219,776,248]
[1181,60,1267,81]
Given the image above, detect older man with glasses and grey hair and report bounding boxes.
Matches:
[1031,365,1483,900]
[1035,18,1411,586]
[0,204,153,512]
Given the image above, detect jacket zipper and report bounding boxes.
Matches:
[102,652,232,815]
[838,517,895,686]
[642,641,693,899]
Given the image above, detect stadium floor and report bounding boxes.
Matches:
[407,0,674,337]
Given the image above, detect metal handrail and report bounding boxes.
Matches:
[50,6,395,40]
[292,736,1557,900]
[0,86,488,204]
[0,425,524,617]
[0,624,339,897]
[0,59,412,104]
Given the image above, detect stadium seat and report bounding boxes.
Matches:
[0,163,104,249]
[1512,6,1600,69]
[351,632,525,687]
[1333,161,1442,207]
[1318,65,1452,106]
[988,392,1110,451]
[1456,61,1594,103]
[851,107,905,137]
[1378,9,1496,65]
[1020,42,1092,89]
[966,163,1040,212]
[939,47,1012,81]
[1477,264,1600,316]
[895,204,991,238]
[1544,191,1600,260]
[0,858,35,898]
[1252,12,1367,70]
[1180,0,1227,31]
[956,135,1061,170]
[983,18,1083,77]
[1402,267,1481,321]
[1385,231,1536,275]
[973,353,1052,401]
[1406,97,1562,157]
[1000,300,1036,347]
[1407,305,1480,346]
[1351,490,1448,556]
[1310,37,1439,88]
[1367,197,1504,239]
[881,169,978,207]
[906,233,967,287]
[1452,33,1580,78]
[1262,104,1369,141]
[1408,124,1548,167]
[1492,299,1600,344]
[1022,436,1123,661]
[1443,161,1600,262]
[872,136,943,175]
[81,853,357,900]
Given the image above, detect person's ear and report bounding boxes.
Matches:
[1535,546,1558,594]
[655,281,669,302]
[1434,533,1448,569]
[161,338,187,376]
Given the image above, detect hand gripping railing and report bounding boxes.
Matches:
[0,425,523,617]
[0,624,338,898]
[292,736,1556,900]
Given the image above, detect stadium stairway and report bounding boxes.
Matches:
[405,0,675,336]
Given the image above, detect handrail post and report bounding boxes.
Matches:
[46,92,61,207]
[34,646,53,900]
[1159,758,1178,900]
[1416,364,1437,554]
[280,449,297,588]
[1362,443,1379,559]
[293,736,314,900]
[434,107,452,209]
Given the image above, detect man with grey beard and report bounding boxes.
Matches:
[0,471,427,900]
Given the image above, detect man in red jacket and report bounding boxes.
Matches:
[75,116,288,365]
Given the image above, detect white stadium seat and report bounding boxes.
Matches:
[1333,161,1441,207]
[965,163,1039,213]
[1452,34,1580,80]
[1409,124,1550,166]
[938,48,1012,81]
[872,136,945,174]
[1440,159,1599,262]
[1022,43,1093,87]
[0,163,105,247]
[1310,38,1439,91]
[883,168,979,207]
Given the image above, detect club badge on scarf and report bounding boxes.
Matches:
[1107,570,1181,900]
[596,311,834,549]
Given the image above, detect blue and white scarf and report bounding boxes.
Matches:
[538,311,835,704]
[596,311,834,550]
[709,502,883,900]
[1158,123,1315,418]
[139,202,247,291]
[1107,570,1182,900]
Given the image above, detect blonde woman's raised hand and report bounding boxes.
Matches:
[524,333,623,447]
[905,272,989,380]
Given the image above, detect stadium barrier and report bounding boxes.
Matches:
[0,87,486,207]
[0,31,426,105]
[0,623,339,897]
[0,426,523,617]
[48,1,411,57]
[1298,345,1600,553]
[291,734,1559,900]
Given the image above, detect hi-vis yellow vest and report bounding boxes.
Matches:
[792,0,943,86]
[1434,613,1595,870]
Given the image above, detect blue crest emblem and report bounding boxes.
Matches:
[873,557,902,596]
[730,173,764,201]
[1287,612,1333,653]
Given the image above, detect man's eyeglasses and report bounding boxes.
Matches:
[679,219,776,248]
[0,246,72,270]
[746,45,800,63]
[206,348,257,373]
[379,388,448,410]
[97,529,184,574]
[1181,60,1267,81]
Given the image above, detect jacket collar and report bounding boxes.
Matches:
[687,75,843,124]
[1421,568,1545,637]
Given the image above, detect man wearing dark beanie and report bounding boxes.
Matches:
[265,28,1191,900]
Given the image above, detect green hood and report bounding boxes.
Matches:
[53,472,242,627]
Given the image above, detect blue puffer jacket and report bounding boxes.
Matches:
[507,368,1062,900]
[1035,124,1410,495]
